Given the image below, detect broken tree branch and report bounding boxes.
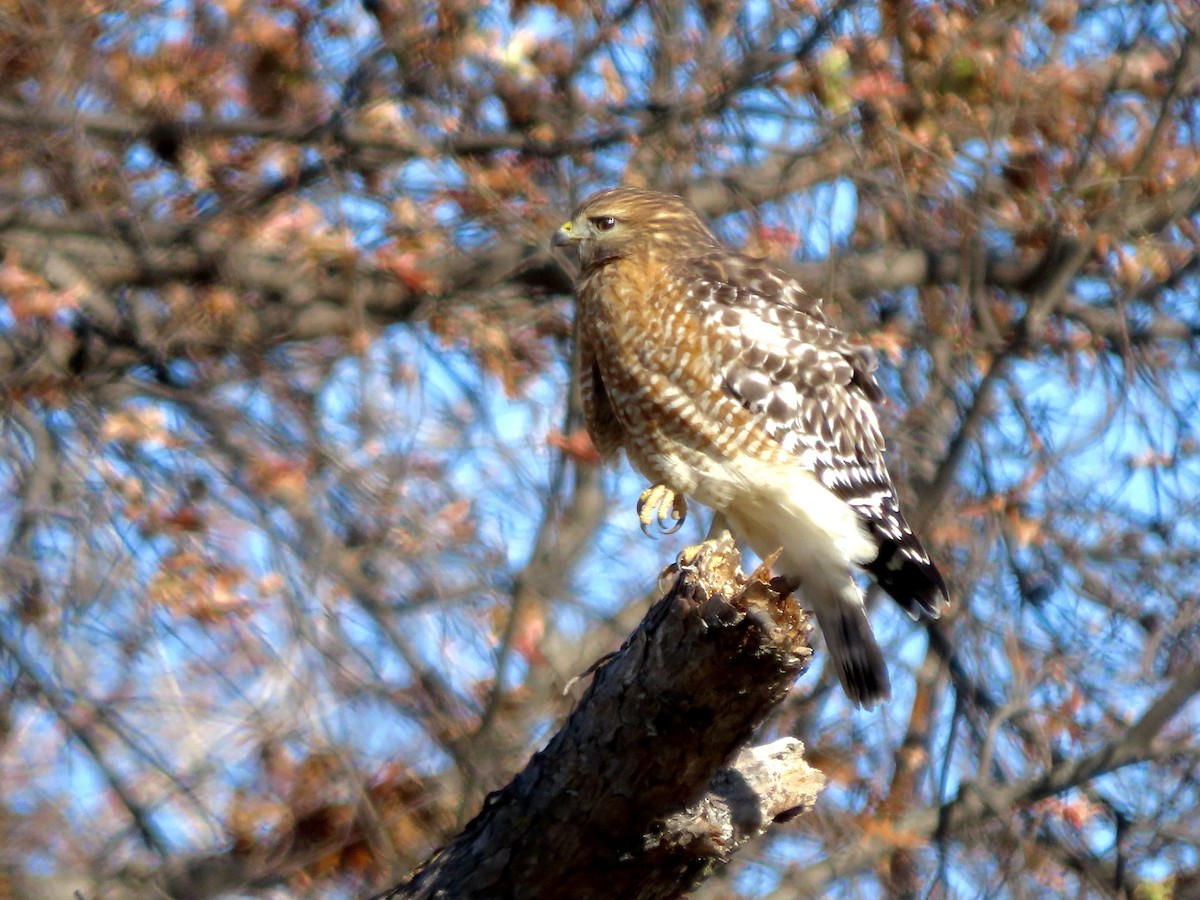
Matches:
[380,538,823,900]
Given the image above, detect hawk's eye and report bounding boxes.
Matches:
[590,216,617,232]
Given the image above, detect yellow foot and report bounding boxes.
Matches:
[637,483,688,536]
[657,530,739,594]
[675,540,709,570]
[675,528,735,570]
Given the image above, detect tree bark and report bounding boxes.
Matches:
[380,538,824,900]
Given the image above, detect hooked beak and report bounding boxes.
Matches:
[552,221,578,247]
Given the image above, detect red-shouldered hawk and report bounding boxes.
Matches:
[552,187,948,708]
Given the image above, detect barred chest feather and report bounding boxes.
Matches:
[577,255,785,510]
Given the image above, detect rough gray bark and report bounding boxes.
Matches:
[380,538,824,900]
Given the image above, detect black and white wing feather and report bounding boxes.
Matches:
[683,251,947,619]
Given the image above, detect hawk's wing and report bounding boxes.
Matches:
[678,251,946,619]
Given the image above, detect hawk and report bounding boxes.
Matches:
[552,187,947,708]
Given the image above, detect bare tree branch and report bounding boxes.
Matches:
[380,539,823,900]
[786,662,1200,892]
[3,178,1195,396]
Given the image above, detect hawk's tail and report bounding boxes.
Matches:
[866,539,948,621]
[809,585,891,709]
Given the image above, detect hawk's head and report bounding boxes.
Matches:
[552,187,720,269]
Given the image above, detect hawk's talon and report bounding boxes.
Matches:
[657,539,718,591]
[675,541,707,571]
[637,484,688,537]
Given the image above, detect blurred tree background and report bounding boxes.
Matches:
[1,0,1198,897]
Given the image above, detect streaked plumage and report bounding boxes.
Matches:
[553,187,947,707]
